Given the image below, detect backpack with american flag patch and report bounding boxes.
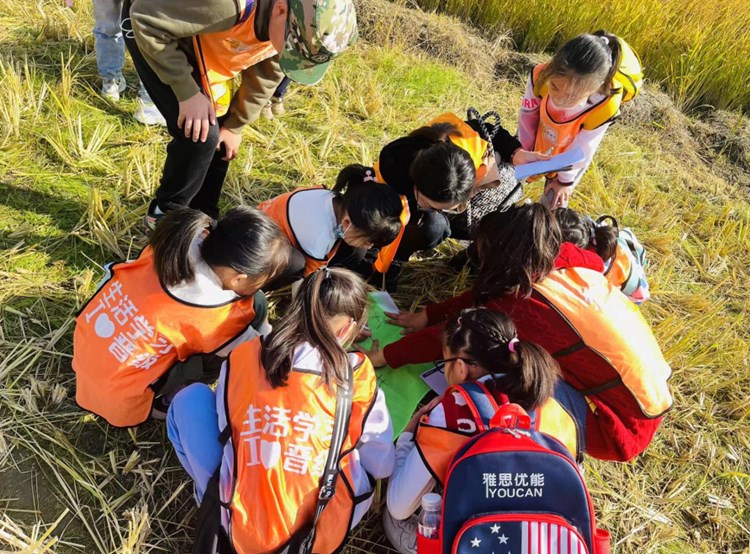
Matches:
[418,383,611,554]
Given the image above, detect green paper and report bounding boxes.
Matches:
[359,293,432,436]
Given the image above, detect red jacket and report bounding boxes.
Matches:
[384,243,662,462]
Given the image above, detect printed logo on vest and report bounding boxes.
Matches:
[482,472,545,499]
[542,125,557,146]
[222,37,254,53]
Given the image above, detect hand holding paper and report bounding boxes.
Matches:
[514,146,587,181]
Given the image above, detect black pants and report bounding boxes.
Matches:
[396,210,451,260]
[122,0,229,219]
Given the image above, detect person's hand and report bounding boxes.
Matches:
[543,177,574,210]
[355,339,387,368]
[404,397,442,434]
[218,127,243,161]
[385,310,429,335]
[512,148,550,166]
[178,92,216,143]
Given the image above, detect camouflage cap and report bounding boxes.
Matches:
[279,0,358,86]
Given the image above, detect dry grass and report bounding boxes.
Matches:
[408,0,750,112]
[0,0,749,552]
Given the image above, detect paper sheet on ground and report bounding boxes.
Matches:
[514,146,587,181]
[359,292,432,436]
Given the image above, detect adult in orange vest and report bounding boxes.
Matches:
[518,31,636,209]
[383,308,583,554]
[166,268,395,552]
[121,0,357,228]
[363,111,546,291]
[362,204,672,462]
[73,207,291,427]
[258,165,404,289]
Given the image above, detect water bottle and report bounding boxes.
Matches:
[417,493,442,540]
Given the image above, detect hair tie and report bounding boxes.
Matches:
[600,36,610,46]
[456,316,463,326]
[508,338,519,354]
[363,170,375,183]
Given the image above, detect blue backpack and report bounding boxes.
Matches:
[418,383,611,554]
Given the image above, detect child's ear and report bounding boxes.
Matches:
[455,359,470,384]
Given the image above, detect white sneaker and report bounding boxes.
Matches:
[260,101,274,120]
[382,510,418,554]
[134,97,166,126]
[101,76,127,102]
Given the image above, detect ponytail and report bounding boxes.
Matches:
[556,208,618,265]
[444,308,560,411]
[492,341,560,412]
[592,30,622,95]
[150,208,213,287]
[332,164,403,248]
[261,268,368,389]
[150,206,291,289]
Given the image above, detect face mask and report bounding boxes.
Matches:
[334,222,351,241]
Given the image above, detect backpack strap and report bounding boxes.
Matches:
[450,382,499,432]
[298,360,355,554]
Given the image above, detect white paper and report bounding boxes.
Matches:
[370,290,399,314]
[420,363,448,396]
[514,146,587,181]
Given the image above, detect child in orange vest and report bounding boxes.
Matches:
[73,207,291,427]
[167,268,395,553]
[259,164,404,288]
[518,31,625,209]
[383,307,583,554]
[555,208,651,304]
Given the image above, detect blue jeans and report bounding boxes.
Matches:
[167,384,222,501]
[92,0,149,99]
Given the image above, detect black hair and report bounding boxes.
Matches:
[333,164,403,247]
[261,268,369,389]
[555,208,619,264]
[408,123,476,204]
[150,207,291,289]
[474,204,562,300]
[444,308,560,412]
[538,30,623,97]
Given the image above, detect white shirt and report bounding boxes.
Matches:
[517,77,611,187]
[287,188,339,260]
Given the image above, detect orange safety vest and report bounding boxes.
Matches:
[605,241,633,291]
[73,247,257,427]
[532,267,672,418]
[192,1,277,117]
[218,338,378,554]
[415,386,579,486]
[531,64,621,158]
[258,188,341,276]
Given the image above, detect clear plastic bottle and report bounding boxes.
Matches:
[417,493,442,540]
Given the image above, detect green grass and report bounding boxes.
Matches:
[1,0,749,552]
[408,0,750,112]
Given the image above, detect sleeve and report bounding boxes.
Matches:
[383,323,444,368]
[129,0,239,102]
[424,290,474,325]
[213,320,271,358]
[357,388,396,479]
[555,123,610,186]
[386,405,447,520]
[223,55,286,133]
[517,76,541,151]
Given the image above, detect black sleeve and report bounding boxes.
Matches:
[465,119,522,164]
